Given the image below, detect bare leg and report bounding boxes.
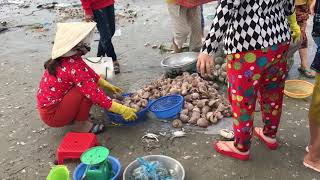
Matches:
[299,48,309,69]
[187,6,202,52]
[167,4,189,52]
[304,125,320,172]
[298,49,315,78]
[309,119,318,148]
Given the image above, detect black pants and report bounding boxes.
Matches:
[93,5,117,61]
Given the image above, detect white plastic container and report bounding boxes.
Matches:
[84,57,114,80]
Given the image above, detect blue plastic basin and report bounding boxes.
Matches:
[149,95,183,119]
[105,93,149,126]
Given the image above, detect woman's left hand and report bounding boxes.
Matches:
[197,52,214,77]
[98,78,123,94]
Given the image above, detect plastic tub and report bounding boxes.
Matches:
[123,155,185,180]
[46,165,70,180]
[73,156,121,180]
[284,80,314,99]
[149,95,183,119]
[105,93,149,126]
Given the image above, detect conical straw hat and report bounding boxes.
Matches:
[52,22,96,59]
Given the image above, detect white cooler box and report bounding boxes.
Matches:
[84,57,114,80]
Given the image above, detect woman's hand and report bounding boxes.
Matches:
[310,0,316,15]
[98,77,123,94]
[109,101,137,121]
[85,14,94,22]
[197,52,214,77]
[287,12,301,43]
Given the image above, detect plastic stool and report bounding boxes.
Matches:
[57,132,99,164]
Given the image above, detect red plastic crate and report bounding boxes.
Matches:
[176,0,215,8]
[56,132,99,164]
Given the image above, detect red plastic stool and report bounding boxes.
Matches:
[57,132,99,164]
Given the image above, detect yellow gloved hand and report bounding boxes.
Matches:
[287,12,301,43]
[109,101,137,121]
[98,77,123,94]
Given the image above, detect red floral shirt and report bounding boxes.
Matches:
[37,56,112,109]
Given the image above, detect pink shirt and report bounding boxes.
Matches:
[37,56,112,109]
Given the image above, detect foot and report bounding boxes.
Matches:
[88,123,105,134]
[214,141,250,161]
[71,121,105,134]
[306,145,311,153]
[71,121,93,132]
[298,67,315,78]
[304,153,320,173]
[254,127,278,150]
[113,61,120,74]
[172,39,182,53]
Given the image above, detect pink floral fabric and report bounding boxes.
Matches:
[37,55,112,110]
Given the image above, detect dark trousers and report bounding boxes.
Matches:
[93,5,117,61]
[200,5,204,33]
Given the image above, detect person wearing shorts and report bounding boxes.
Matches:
[166,0,203,53]
[296,0,316,78]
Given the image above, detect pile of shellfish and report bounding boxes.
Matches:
[113,94,149,112]
[212,44,228,84]
[113,72,232,128]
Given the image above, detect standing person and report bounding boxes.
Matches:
[166,0,203,53]
[304,0,320,172]
[197,0,301,160]
[37,22,137,134]
[79,0,120,74]
[296,0,316,78]
[201,5,205,36]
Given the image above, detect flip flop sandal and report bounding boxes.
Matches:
[219,129,234,140]
[113,61,120,74]
[89,123,105,134]
[303,161,320,173]
[254,127,278,150]
[214,141,250,161]
[298,67,315,78]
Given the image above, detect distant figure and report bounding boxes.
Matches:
[201,5,204,36]
[304,0,320,173]
[166,0,203,53]
[295,0,315,78]
[79,0,120,74]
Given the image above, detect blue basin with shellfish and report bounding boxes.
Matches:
[123,155,185,180]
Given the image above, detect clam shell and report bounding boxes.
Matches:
[172,119,183,128]
[180,109,189,115]
[188,117,197,124]
[179,114,189,123]
[192,93,200,99]
[202,106,210,114]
